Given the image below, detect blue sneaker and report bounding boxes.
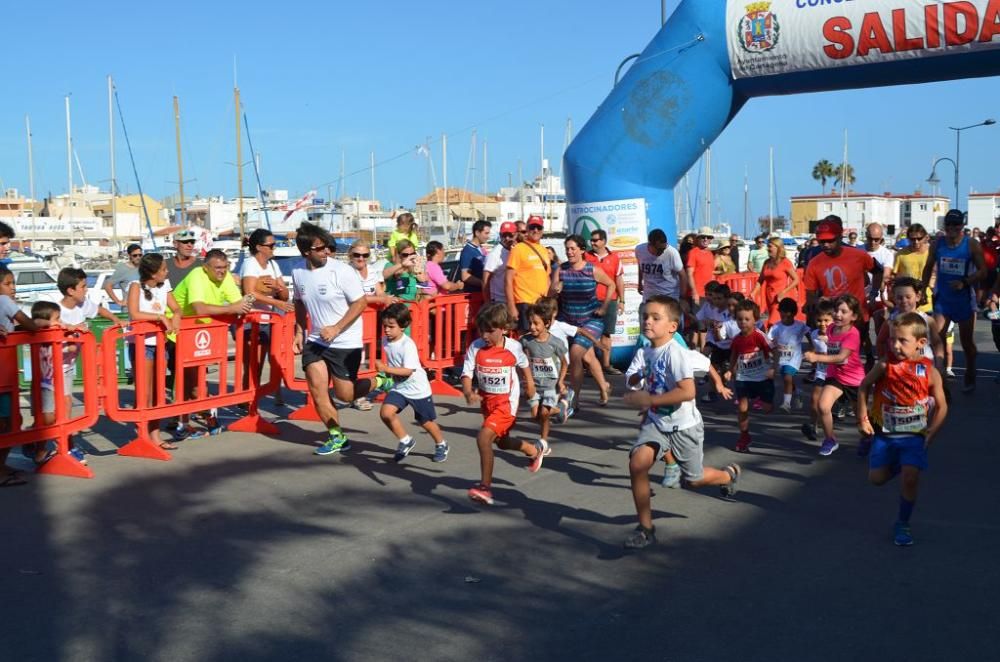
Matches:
[315,431,350,456]
[818,438,839,456]
[174,425,208,442]
[432,442,449,463]
[69,446,88,465]
[393,437,416,462]
[205,416,224,436]
[661,463,681,488]
[893,521,914,546]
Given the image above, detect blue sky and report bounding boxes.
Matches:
[2,0,999,235]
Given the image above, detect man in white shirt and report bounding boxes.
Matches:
[292,222,387,456]
[635,229,687,301]
[864,222,895,344]
[481,221,518,304]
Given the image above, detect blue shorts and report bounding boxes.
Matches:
[383,390,437,424]
[869,434,928,471]
[0,392,10,418]
[734,379,775,402]
[779,365,798,376]
[933,294,976,323]
[570,318,605,351]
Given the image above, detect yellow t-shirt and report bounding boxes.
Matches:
[507,241,551,305]
[388,230,419,256]
[893,249,932,312]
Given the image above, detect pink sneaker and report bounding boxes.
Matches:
[468,483,494,505]
[529,440,549,473]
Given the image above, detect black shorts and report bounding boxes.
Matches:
[707,344,731,371]
[301,342,362,381]
[825,377,859,402]
[734,379,775,403]
[516,302,533,333]
[383,390,437,424]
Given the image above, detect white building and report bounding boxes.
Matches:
[495,160,566,233]
[791,192,949,236]
[968,192,1000,231]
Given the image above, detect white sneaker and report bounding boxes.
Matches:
[779,402,792,414]
[946,368,956,378]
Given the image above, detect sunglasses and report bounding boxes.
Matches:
[308,245,328,253]
[351,252,371,258]
[528,226,543,231]
[945,221,964,227]
[177,239,196,244]
[500,233,515,239]
[591,236,606,242]
[129,253,142,258]
[400,251,416,258]
[259,243,276,249]
[910,235,928,242]
[866,237,883,243]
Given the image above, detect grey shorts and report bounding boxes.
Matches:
[630,422,704,482]
[528,388,560,410]
[41,388,55,414]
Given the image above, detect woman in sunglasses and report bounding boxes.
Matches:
[349,239,397,306]
[382,239,425,302]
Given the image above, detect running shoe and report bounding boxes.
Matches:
[393,437,416,463]
[833,402,846,420]
[371,372,395,395]
[661,463,681,489]
[529,439,549,473]
[352,397,373,411]
[801,422,817,441]
[720,464,741,498]
[735,432,752,453]
[856,435,872,457]
[556,398,570,425]
[174,425,208,442]
[204,416,224,436]
[603,365,623,376]
[893,521,914,546]
[779,401,792,414]
[945,368,956,378]
[432,442,449,463]
[961,382,976,394]
[845,404,857,419]
[623,525,656,549]
[315,431,351,456]
[468,483,494,505]
[752,398,763,411]
[69,446,88,465]
[819,438,839,456]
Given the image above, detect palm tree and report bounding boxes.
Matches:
[812,159,835,194]
[834,163,856,190]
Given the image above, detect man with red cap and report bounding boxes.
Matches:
[505,215,552,332]
[482,221,518,305]
[803,215,883,323]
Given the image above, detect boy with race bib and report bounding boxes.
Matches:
[461,303,541,506]
[767,297,809,414]
[729,299,774,453]
[520,303,569,453]
[858,312,948,546]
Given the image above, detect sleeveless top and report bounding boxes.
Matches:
[558,261,600,325]
[871,357,933,437]
[934,236,973,300]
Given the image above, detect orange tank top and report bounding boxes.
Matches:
[870,357,933,436]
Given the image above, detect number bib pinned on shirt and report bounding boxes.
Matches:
[881,404,927,435]
[737,350,768,381]
[530,357,557,383]
[939,257,966,277]
[478,366,512,395]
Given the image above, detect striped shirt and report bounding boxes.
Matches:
[558,261,600,326]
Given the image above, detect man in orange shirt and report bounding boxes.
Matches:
[685,227,716,307]
[804,217,882,323]
[504,215,551,332]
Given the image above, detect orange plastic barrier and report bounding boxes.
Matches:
[101,311,281,461]
[0,328,101,478]
[423,293,483,397]
[719,270,807,322]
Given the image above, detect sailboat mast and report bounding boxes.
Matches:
[743,164,749,239]
[108,76,117,247]
[25,115,35,241]
[370,151,376,204]
[442,133,448,239]
[704,148,711,229]
[235,86,244,243]
[769,146,774,235]
[842,128,849,229]
[65,94,74,246]
[483,140,488,195]
[173,96,186,228]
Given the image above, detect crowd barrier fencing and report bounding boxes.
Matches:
[423,293,483,397]
[0,328,101,478]
[717,269,807,321]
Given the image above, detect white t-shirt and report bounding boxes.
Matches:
[635,243,684,300]
[292,259,366,350]
[625,339,700,433]
[548,320,578,349]
[240,257,285,312]
[356,264,385,296]
[59,299,99,375]
[808,328,829,380]
[697,303,731,349]
[867,244,894,300]
[0,294,19,333]
[129,280,172,346]
[382,334,432,399]
[767,320,809,369]
[714,319,741,348]
[482,244,510,303]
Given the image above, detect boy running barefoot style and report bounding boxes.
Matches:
[622,295,740,550]
[858,313,947,546]
[461,303,542,506]
[520,304,568,453]
[728,299,774,453]
[802,300,835,441]
[767,298,809,414]
[803,294,865,457]
[375,304,449,463]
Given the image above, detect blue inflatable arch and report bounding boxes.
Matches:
[564,0,1000,240]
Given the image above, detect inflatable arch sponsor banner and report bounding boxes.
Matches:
[729,0,1000,79]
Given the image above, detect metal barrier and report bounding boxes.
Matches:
[101,311,281,462]
[0,328,101,478]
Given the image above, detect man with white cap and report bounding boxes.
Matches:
[167,228,203,287]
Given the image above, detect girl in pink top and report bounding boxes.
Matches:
[803,294,863,457]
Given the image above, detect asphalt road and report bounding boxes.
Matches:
[3,325,999,662]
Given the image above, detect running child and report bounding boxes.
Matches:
[622,295,740,549]
[803,293,865,457]
[858,312,948,546]
[874,277,944,371]
[767,298,809,414]
[697,282,733,402]
[26,302,64,466]
[461,303,541,506]
[374,303,449,463]
[520,303,569,450]
[801,299,835,442]
[728,299,774,452]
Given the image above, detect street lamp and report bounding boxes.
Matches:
[929,119,996,209]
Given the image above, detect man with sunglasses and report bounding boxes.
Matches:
[585,229,626,374]
[482,222,518,305]
[505,215,551,331]
[292,222,384,455]
[804,216,882,324]
[920,209,988,393]
[864,223,895,340]
[105,244,143,309]
[458,220,491,293]
[167,228,202,287]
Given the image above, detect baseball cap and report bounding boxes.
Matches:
[526,215,545,228]
[815,220,841,241]
[697,226,714,237]
[175,228,197,241]
[499,221,518,234]
[944,209,965,225]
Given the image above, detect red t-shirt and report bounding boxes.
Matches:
[687,246,715,297]
[730,329,772,382]
[803,246,875,318]
[585,250,622,301]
